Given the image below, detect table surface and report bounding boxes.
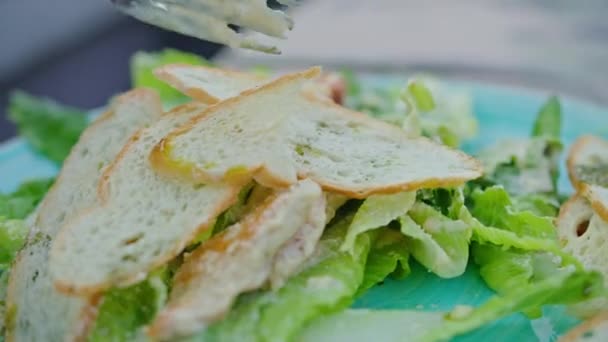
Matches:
[219,0,608,104]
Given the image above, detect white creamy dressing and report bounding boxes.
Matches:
[117,0,294,53]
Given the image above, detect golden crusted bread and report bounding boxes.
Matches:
[49,102,241,296]
[154,64,267,104]
[150,67,482,198]
[6,89,162,342]
[147,179,326,340]
[559,311,608,342]
[567,135,608,221]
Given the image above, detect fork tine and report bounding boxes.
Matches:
[111,0,291,54]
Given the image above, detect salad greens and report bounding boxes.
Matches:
[341,191,415,253]
[356,229,410,296]
[198,214,372,342]
[400,203,472,278]
[89,273,168,342]
[1,49,604,342]
[8,91,87,164]
[299,269,602,342]
[476,96,563,200]
[0,178,54,220]
[131,49,212,104]
[0,218,28,271]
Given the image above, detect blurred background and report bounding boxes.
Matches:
[1,0,607,142]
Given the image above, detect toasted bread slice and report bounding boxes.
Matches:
[150,67,482,198]
[49,102,241,296]
[6,89,162,342]
[147,179,326,340]
[154,64,267,104]
[567,135,608,221]
[560,311,608,342]
[557,195,608,318]
[155,63,346,105]
[557,195,608,279]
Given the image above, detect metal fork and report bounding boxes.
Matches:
[110,0,296,54]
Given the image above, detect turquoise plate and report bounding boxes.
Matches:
[1,80,607,341]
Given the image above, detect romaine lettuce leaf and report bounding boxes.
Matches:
[356,228,410,297]
[468,186,556,240]
[298,309,444,342]
[342,73,477,148]
[341,192,415,253]
[299,269,603,342]
[424,270,604,342]
[511,194,560,217]
[88,273,167,342]
[476,97,562,197]
[200,214,372,342]
[0,270,7,341]
[400,202,472,278]
[130,49,212,103]
[8,91,87,164]
[472,245,571,297]
[465,185,584,311]
[531,96,561,141]
[0,178,53,220]
[402,77,478,147]
[0,218,28,269]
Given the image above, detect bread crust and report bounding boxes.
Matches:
[150,66,481,198]
[559,311,608,342]
[6,89,162,342]
[154,64,266,104]
[50,100,241,296]
[566,135,608,221]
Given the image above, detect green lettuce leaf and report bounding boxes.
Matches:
[8,91,87,164]
[341,192,415,253]
[0,217,28,269]
[511,194,560,217]
[200,214,372,342]
[342,74,477,148]
[212,184,255,235]
[298,309,444,342]
[356,229,410,297]
[531,96,561,140]
[424,270,604,342]
[402,77,477,147]
[472,245,572,296]
[463,187,560,253]
[0,270,8,341]
[407,80,436,112]
[468,186,556,240]
[476,96,563,197]
[88,273,167,342]
[465,185,584,312]
[400,202,472,278]
[130,49,212,103]
[0,178,54,220]
[300,269,603,342]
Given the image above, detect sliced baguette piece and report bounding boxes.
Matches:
[567,135,608,221]
[49,102,241,296]
[567,135,608,190]
[147,179,326,340]
[151,67,482,198]
[556,195,608,318]
[155,63,345,105]
[6,89,162,342]
[556,195,603,270]
[154,64,267,104]
[559,311,608,342]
